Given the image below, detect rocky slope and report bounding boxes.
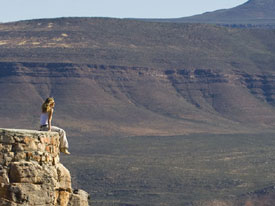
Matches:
[1,62,275,138]
[0,128,89,206]
[147,0,275,27]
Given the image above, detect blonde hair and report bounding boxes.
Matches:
[41,97,55,113]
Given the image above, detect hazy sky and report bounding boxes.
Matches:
[1,0,248,23]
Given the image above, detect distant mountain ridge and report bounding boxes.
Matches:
[144,0,275,27]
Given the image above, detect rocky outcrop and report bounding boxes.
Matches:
[0,128,89,206]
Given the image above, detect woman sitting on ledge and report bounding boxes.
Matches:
[39,97,70,155]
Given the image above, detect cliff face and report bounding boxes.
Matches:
[2,62,275,137]
[0,128,89,206]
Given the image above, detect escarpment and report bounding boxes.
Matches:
[2,62,275,136]
[0,128,89,206]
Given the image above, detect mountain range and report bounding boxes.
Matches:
[1,18,275,134]
[145,0,275,27]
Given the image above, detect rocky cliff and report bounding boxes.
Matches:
[0,128,89,206]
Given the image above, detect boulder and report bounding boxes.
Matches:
[68,189,90,206]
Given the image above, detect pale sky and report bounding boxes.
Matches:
[0,0,248,23]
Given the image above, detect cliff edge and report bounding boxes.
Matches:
[0,128,89,206]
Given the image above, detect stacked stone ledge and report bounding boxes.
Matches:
[0,128,89,206]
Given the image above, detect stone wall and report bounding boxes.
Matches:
[0,128,89,206]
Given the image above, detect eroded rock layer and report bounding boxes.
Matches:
[0,128,89,206]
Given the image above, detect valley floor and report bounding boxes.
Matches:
[62,132,275,206]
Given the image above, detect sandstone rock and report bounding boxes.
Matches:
[13,152,26,162]
[0,198,18,206]
[0,144,12,153]
[56,163,72,191]
[68,189,90,206]
[0,184,9,199]
[0,154,5,167]
[7,183,55,205]
[0,128,90,206]
[0,166,9,184]
[3,152,14,166]
[57,190,71,206]
[0,133,15,144]
[10,161,45,184]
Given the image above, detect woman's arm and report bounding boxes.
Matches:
[48,109,53,131]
